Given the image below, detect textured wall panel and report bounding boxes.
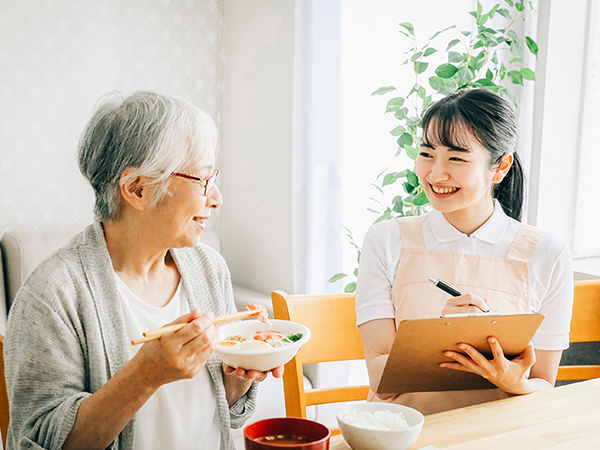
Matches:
[0,0,223,234]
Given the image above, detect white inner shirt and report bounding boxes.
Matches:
[355,202,574,351]
[115,274,221,450]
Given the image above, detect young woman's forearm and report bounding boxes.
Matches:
[62,359,157,450]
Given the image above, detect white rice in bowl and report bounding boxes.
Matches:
[339,409,410,431]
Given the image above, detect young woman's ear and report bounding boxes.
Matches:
[492,153,514,183]
[119,169,148,211]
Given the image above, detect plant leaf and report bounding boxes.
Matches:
[399,22,415,36]
[507,70,523,85]
[397,132,413,148]
[406,190,429,206]
[392,195,404,214]
[407,170,419,187]
[385,97,405,113]
[414,61,429,74]
[423,47,437,57]
[410,52,424,62]
[435,63,458,78]
[526,36,538,57]
[405,145,418,160]
[446,39,461,51]
[520,67,536,80]
[390,125,406,136]
[448,51,464,64]
[344,282,357,293]
[372,86,396,96]
[328,273,347,283]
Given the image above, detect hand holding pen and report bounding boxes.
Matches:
[429,277,491,314]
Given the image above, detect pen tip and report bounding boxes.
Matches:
[428,277,437,284]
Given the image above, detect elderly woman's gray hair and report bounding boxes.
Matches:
[78,90,218,222]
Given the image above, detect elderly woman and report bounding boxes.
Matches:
[4,91,282,450]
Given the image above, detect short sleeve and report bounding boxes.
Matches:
[531,241,574,351]
[355,220,402,326]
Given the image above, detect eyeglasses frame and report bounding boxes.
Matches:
[171,170,219,196]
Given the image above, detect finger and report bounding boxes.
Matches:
[488,337,505,360]
[223,365,236,375]
[245,370,268,382]
[167,308,204,326]
[441,294,489,314]
[271,365,285,378]
[457,343,493,367]
[442,350,481,373]
[439,361,477,373]
[174,314,216,348]
[514,342,536,367]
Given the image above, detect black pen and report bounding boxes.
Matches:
[429,277,462,297]
[429,277,490,313]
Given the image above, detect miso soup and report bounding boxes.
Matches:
[254,434,313,446]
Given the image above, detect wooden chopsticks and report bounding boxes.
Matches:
[131,309,261,345]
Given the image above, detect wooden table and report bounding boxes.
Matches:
[330,378,600,449]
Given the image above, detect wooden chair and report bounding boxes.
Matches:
[0,335,8,448]
[557,280,600,381]
[271,291,370,435]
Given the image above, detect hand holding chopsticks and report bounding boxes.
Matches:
[131,305,269,345]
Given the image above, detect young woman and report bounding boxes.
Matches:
[355,88,573,415]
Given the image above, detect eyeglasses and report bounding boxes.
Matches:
[171,170,219,196]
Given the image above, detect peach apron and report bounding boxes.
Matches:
[370,216,541,414]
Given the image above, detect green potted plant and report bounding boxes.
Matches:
[330,0,538,293]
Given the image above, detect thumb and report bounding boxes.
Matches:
[517,342,536,368]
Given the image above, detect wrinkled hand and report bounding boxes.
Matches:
[440,336,536,394]
[441,293,490,315]
[134,308,217,388]
[223,364,285,382]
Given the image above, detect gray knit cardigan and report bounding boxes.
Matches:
[4,223,258,450]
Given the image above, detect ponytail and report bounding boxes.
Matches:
[494,152,525,221]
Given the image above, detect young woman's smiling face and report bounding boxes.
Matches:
[415,122,498,231]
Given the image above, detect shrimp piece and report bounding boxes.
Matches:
[246,303,271,325]
[253,330,284,346]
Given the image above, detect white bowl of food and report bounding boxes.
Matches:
[336,403,424,450]
[214,319,311,372]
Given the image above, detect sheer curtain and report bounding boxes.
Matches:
[574,0,600,261]
[292,0,343,295]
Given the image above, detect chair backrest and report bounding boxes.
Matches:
[271,291,369,432]
[0,335,8,448]
[557,280,600,381]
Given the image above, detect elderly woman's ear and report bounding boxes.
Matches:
[119,168,150,212]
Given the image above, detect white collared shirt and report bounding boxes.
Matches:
[355,201,573,350]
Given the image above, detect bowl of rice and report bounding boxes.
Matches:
[214,319,311,372]
[336,403,424,450]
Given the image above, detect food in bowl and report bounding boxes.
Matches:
[338,408,410,431]
[214,319,311,372]
[337,403,424,450]
[219,330,304,350]
[244,417,330,450]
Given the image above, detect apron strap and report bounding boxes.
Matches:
[397,217,425,249]
[506,224,541,262]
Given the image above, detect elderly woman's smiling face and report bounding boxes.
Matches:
[146,150,222,250]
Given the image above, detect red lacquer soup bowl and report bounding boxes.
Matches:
[244,417,331,449]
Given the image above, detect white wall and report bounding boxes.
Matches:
[220,0,295,294]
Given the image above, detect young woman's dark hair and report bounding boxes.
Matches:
[420,88,524,221]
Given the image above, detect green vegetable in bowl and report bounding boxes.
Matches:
[283,333,303,344]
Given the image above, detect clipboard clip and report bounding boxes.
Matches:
[440,312,502,318]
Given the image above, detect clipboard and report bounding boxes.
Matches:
[377,313,544,394]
